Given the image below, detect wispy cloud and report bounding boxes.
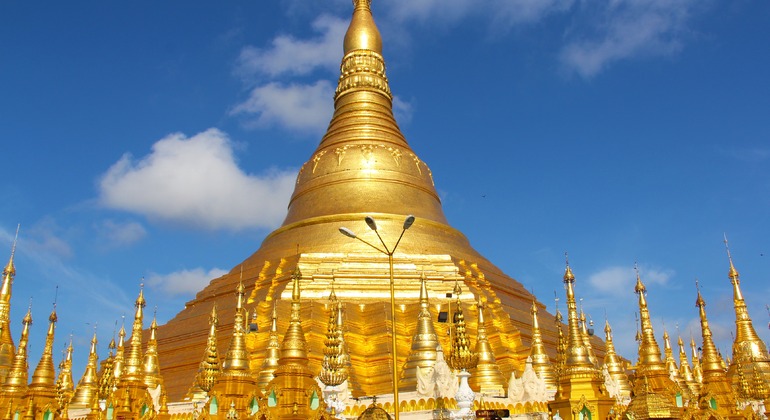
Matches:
[146,267,228,297]
[560,0,698,78]
[231,81,334,134]
[588,264,674,298]
[98,128,295,230]
[235,15,347,79]
[95,219,147,248]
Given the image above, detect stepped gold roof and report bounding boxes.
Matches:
[155,0,565,401]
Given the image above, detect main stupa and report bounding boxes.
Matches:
[156,0,603,402]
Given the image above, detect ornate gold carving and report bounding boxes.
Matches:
[312,150,327,174]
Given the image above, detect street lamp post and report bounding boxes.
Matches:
[339,215,415,420]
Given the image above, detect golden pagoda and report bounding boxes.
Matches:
[255,303,279,391]
[602,319,632,399]
[723,239,770,405]
[677,335,698,398]
[111,286,154,420]
[550,261,614,419]
[26,305,60,419]
[693,287,739,419]
[262,268,328,419]
[630,269,679,407]
[0,229,19,385]
[204,274,262,419]
[398,273,439,392]
[0,303,32,417]
[187,305,221,400]
[154,0,561,403]
[56,337,75,416]
[529,299,557,393]
[469,299,506,396]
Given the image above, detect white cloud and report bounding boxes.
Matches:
[588,264,673,298]
[146,267,228,297]
[147,267,227,296]
[231,81,334,134]
[98,129,296,230]
[96,220,146,247]
[392,96,414,124]
[236,15,347,78]
[560,0,696,78]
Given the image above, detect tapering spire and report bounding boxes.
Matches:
[633,267,666,373]
[3,303,32,398]
[29,304,58,390]
[677,335,696,388]
[191,305,221,395]
[277,267,309,366]
[603,319,632,397]
[446,281,477,372]
[221,271,249,372]
[690,335,703,385]
[143,310,162,389]
[0,225,19,383]
[319,281,349,388]
[561,257,593,369]
[97,331,117,400]
[723,236,770,379]
[399,272,439,391]
[529,300,557,391]
[662,329,681,381]
[579,306,598,366]
[121,284,146,383]
[56,337,75,412]
[70,329,99,407]
[257,301,280,390]
[470,299,505,394]
[112,320,126,384]
[695,287,725,380]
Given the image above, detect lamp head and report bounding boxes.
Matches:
[403,215,415,230]
[364,216,377,231]
[339,227,357,239]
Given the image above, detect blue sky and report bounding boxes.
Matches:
[1,1,769,378]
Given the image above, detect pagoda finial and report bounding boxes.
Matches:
[29,300,58,390]
[189,304,220,396]
[530,299,557,391]
[4,303,33,398]
[70,328,99,408]
[344,0,382,55]
[56,336,75,411]
[603,319,632,397]
[695,286,725,379]
[143,309,162,389]
[257,300,281,389]
[2,224,19,281]
[446,283,477,372]
[399,271,439,391]
[470,299,505,394]
[561,256,592,369]
[222,270,249,373]
[121,283,146,382]
[0,224,20,381]
[319,289,349,387]
[634,268,665,374]
[724,233,740,281]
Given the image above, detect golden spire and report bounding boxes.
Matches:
[56,337,75,410]
[222,272,250,373]
[578,306,598,366]
[446,281,477,372]
[191,305,221,394]
[97,331,116,400]
[561,259,593,369]
[343,0,382,56]
[695,287,725,380]
[633,267,666,374]
[662,329,681,381]
[121,284,146,383]
[690,335,703,385]
[554,296,566,378]
[257,301,280,390]
[529,299,557,391]
[0,225,19,383]
[603,319,632,397]
[723,236,770,375]
[470,299,505,394]
[71,329,99,407]
[278,267,309,366]
[399,272,439,391]
[112,320,126,383]
[143,309,162,389]
[319,281,349,388]
[677,335,695,386]
[29,304,58,391]
[3,303,32,398]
